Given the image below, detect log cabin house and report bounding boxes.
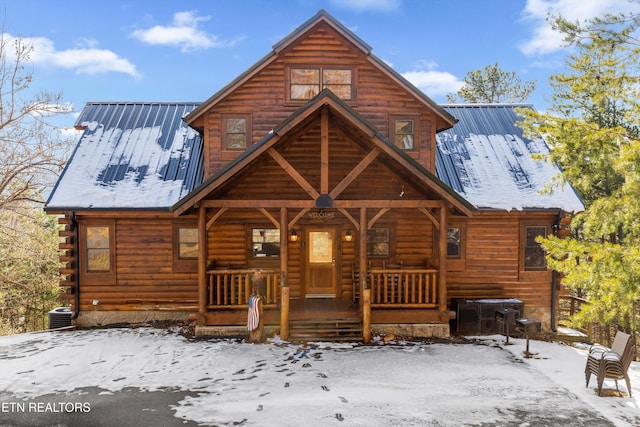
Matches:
[45,10,583,341]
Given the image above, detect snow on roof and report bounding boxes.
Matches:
[46,103,203,210]
[47,102,584,213]
[436,105,584,212]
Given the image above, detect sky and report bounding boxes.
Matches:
[4,0,640,133]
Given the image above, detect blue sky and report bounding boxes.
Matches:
[4,0,640,131]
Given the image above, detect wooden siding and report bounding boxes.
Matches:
[203,22,436,179]
[74,214,199,313]
[447,211,557,314]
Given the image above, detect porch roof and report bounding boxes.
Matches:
[171,90,476,216]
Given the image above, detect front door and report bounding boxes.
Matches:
[305,227,337,298]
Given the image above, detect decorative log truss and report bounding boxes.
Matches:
[192,106,454,342]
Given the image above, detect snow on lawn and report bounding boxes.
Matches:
[1,327,639,426]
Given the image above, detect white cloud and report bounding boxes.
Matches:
[6,34,139,77]
[327,0,401,12]
[131,10,238,52]
[520,0,640,56]
[401,61,463,97]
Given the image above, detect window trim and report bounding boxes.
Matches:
[285,65,357,104]
[520,222,548,272]
[248,226,281,260]
[222,114,252,152]
[79,221,115,279]
[389,115,420,151]
[367,225,395,259]
[446,223,466,271]
[173,223,198,272]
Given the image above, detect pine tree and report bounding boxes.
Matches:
[519,7,640,334]
[446,62,536,104]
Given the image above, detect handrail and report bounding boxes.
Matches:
[369,268,438,307]
[206,269,280,309]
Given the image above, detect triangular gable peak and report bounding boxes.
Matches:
[184,9,454,134]
[173,90,473,217]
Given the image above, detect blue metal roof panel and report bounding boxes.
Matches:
[47,102,203,210]
[436,104,584,212]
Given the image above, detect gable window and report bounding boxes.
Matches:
[86,226,111,272]
[252,228,280,258]
[289,67,353,101]
[393,119,415,150]
[223,115,251,151]
[524,225,547,271]
[390,116,419,150]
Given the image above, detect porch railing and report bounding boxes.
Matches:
[206,269,280,309]
[369,268,438,308]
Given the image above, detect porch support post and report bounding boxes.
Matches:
[279,207,290,340]
[362,288,371,344]
[438,205,448,316]
[198,205,208,324]
[359,207,367,310]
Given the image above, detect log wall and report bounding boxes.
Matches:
[202,22,436,178]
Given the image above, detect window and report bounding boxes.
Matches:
[252,228,280,258]
[524,226,547,271]
[289,67,353,101]
[86,226,111,272]
[223,115,251,150]
[178,227,198,260]
[394,119,414,149]
[447,227,462,259]
[367,227,390,257]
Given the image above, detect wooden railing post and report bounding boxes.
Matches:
[362,288,371,343]
[280,285,290,340]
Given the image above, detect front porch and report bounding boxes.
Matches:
[198,266,448,341]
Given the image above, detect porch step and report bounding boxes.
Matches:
[289,317,362,342]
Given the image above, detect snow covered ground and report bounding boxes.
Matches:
[0,327,638,426]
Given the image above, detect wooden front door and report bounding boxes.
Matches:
[305,227,337,298]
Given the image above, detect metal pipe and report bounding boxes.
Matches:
[71,212,80,320]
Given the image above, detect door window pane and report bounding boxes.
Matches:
[309,231,333,263]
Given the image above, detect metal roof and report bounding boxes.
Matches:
[436,104,584,212]
[46,102,203,210]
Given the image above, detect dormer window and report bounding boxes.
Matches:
[289,67,353,101]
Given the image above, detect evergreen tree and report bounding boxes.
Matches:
[519,7,640,334]
[446,62,536,103]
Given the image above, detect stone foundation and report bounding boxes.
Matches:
[74,311,192,328]
[372,323,450,339]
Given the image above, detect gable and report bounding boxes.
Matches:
[436,105,584,212]
[185,10,455,137]
[173,90,474,216]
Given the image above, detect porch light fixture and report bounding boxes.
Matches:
[344,230,353,242]
[290,230,298,242]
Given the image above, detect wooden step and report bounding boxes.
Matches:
[289,317,362,342]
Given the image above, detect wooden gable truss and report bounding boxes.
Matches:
[173,90,474,340]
